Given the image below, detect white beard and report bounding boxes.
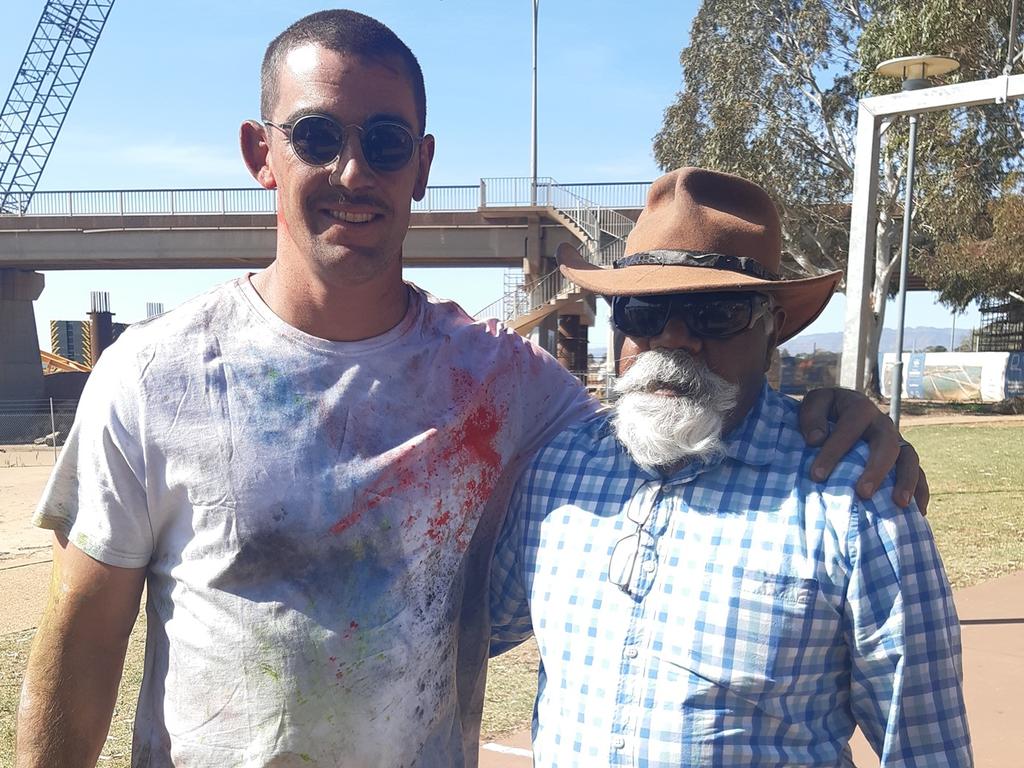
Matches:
[611,349,739,473]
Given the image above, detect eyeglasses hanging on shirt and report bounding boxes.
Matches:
[607,481,664,597]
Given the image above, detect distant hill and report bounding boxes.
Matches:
[780,327,973,356]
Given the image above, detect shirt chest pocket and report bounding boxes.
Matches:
[663,568,823,704]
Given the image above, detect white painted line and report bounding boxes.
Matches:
[480,742,533,758]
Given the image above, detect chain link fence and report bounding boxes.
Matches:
[0,399,78,467]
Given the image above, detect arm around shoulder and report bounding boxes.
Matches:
[16,533,146,768]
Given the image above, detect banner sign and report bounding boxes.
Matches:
[1007,352,1024,398]
[881,352,1018,402]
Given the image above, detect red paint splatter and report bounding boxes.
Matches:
[461,405,501,468]
[328,441,425,535]
[426,510,452,543]
[329,509,362,535]
[275,195,289,237]
[326,367,509,553]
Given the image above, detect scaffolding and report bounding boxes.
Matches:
[501,268,529,321]
[977,296,1024,351]
[0,0,117,213]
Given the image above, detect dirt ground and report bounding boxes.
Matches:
[0,463,58,636]
[0,464,54,570]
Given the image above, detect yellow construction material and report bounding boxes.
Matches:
[40,350,92,374]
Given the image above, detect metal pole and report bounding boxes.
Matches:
[49,397,57,463]
[889,114,919,429]
[530,0,539,206]
[950,310,957,350]
[840,103,884,390]
[1007,0,1020,75]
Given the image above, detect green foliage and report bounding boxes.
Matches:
[654,0,1024,278]
[915,194,1024,308]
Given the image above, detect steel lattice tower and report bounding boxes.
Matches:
[0,0,116,214]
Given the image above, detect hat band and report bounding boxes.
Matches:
[613,249,782,281]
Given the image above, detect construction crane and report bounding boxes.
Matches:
[0,0,116,214]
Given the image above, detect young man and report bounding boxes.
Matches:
[491,168,971,767]
[18,12,925,768]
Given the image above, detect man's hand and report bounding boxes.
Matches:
[798,387,929,513]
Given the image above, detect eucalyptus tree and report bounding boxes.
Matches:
[915,191,1024,308]
[654,0,1023,392]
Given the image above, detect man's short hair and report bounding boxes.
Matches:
[261,9,427,134]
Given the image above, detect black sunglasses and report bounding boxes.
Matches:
[263,114,422,172]
[612,292,773,339]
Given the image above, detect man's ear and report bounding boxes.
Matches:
[764,305,787,372]
[240,120,277,190]
[412,134,435,201]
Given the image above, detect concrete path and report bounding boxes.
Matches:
[479,570,1024,767]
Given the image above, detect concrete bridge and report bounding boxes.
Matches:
[0,178,648,400]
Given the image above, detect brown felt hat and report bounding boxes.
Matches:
[557,167,842,342]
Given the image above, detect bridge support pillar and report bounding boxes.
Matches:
[523,214,543,278]
[0,269,46,400]
[557,314,588,377]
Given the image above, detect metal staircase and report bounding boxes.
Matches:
[474,178,635,334]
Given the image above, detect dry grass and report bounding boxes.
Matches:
[0,614,147,768]
[2,423,1021,761]
[901,423,1024,588]
[480,638,541,741]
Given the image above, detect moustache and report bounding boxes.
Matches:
[613,349,721,402]
[323,190,391,212]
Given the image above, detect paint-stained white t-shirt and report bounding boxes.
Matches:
[34,277,597,767]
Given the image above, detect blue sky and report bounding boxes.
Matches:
[1,1,973,350]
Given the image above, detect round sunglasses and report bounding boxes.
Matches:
[263,113,422,173]
[612,291,773,339]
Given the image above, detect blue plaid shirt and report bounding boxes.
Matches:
[490,384,971,767]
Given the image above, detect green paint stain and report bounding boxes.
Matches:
[260,663,280,681]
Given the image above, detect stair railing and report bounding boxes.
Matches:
[473,236,628,324]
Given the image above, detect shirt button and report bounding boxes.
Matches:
[624,647,638,659]
[612,736,625,749]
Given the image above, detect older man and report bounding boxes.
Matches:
[18,11,925,768]
[490,168,970,767]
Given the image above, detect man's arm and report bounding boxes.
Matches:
[798,387,928,511]
[842,492,971,766]
[488,483,535,657]
[16,533,146,768]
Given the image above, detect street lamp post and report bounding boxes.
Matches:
[530,0,539,206]
[875,55,959,429]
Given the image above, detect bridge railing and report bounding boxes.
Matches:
[558,181,650,209]
[478,176,557,207]
[21,189,276,216]
[416,185,481,212]
[12,185,482,217]
[477,178,651,210]
[4,180,650,217]
[473,236,629,324]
